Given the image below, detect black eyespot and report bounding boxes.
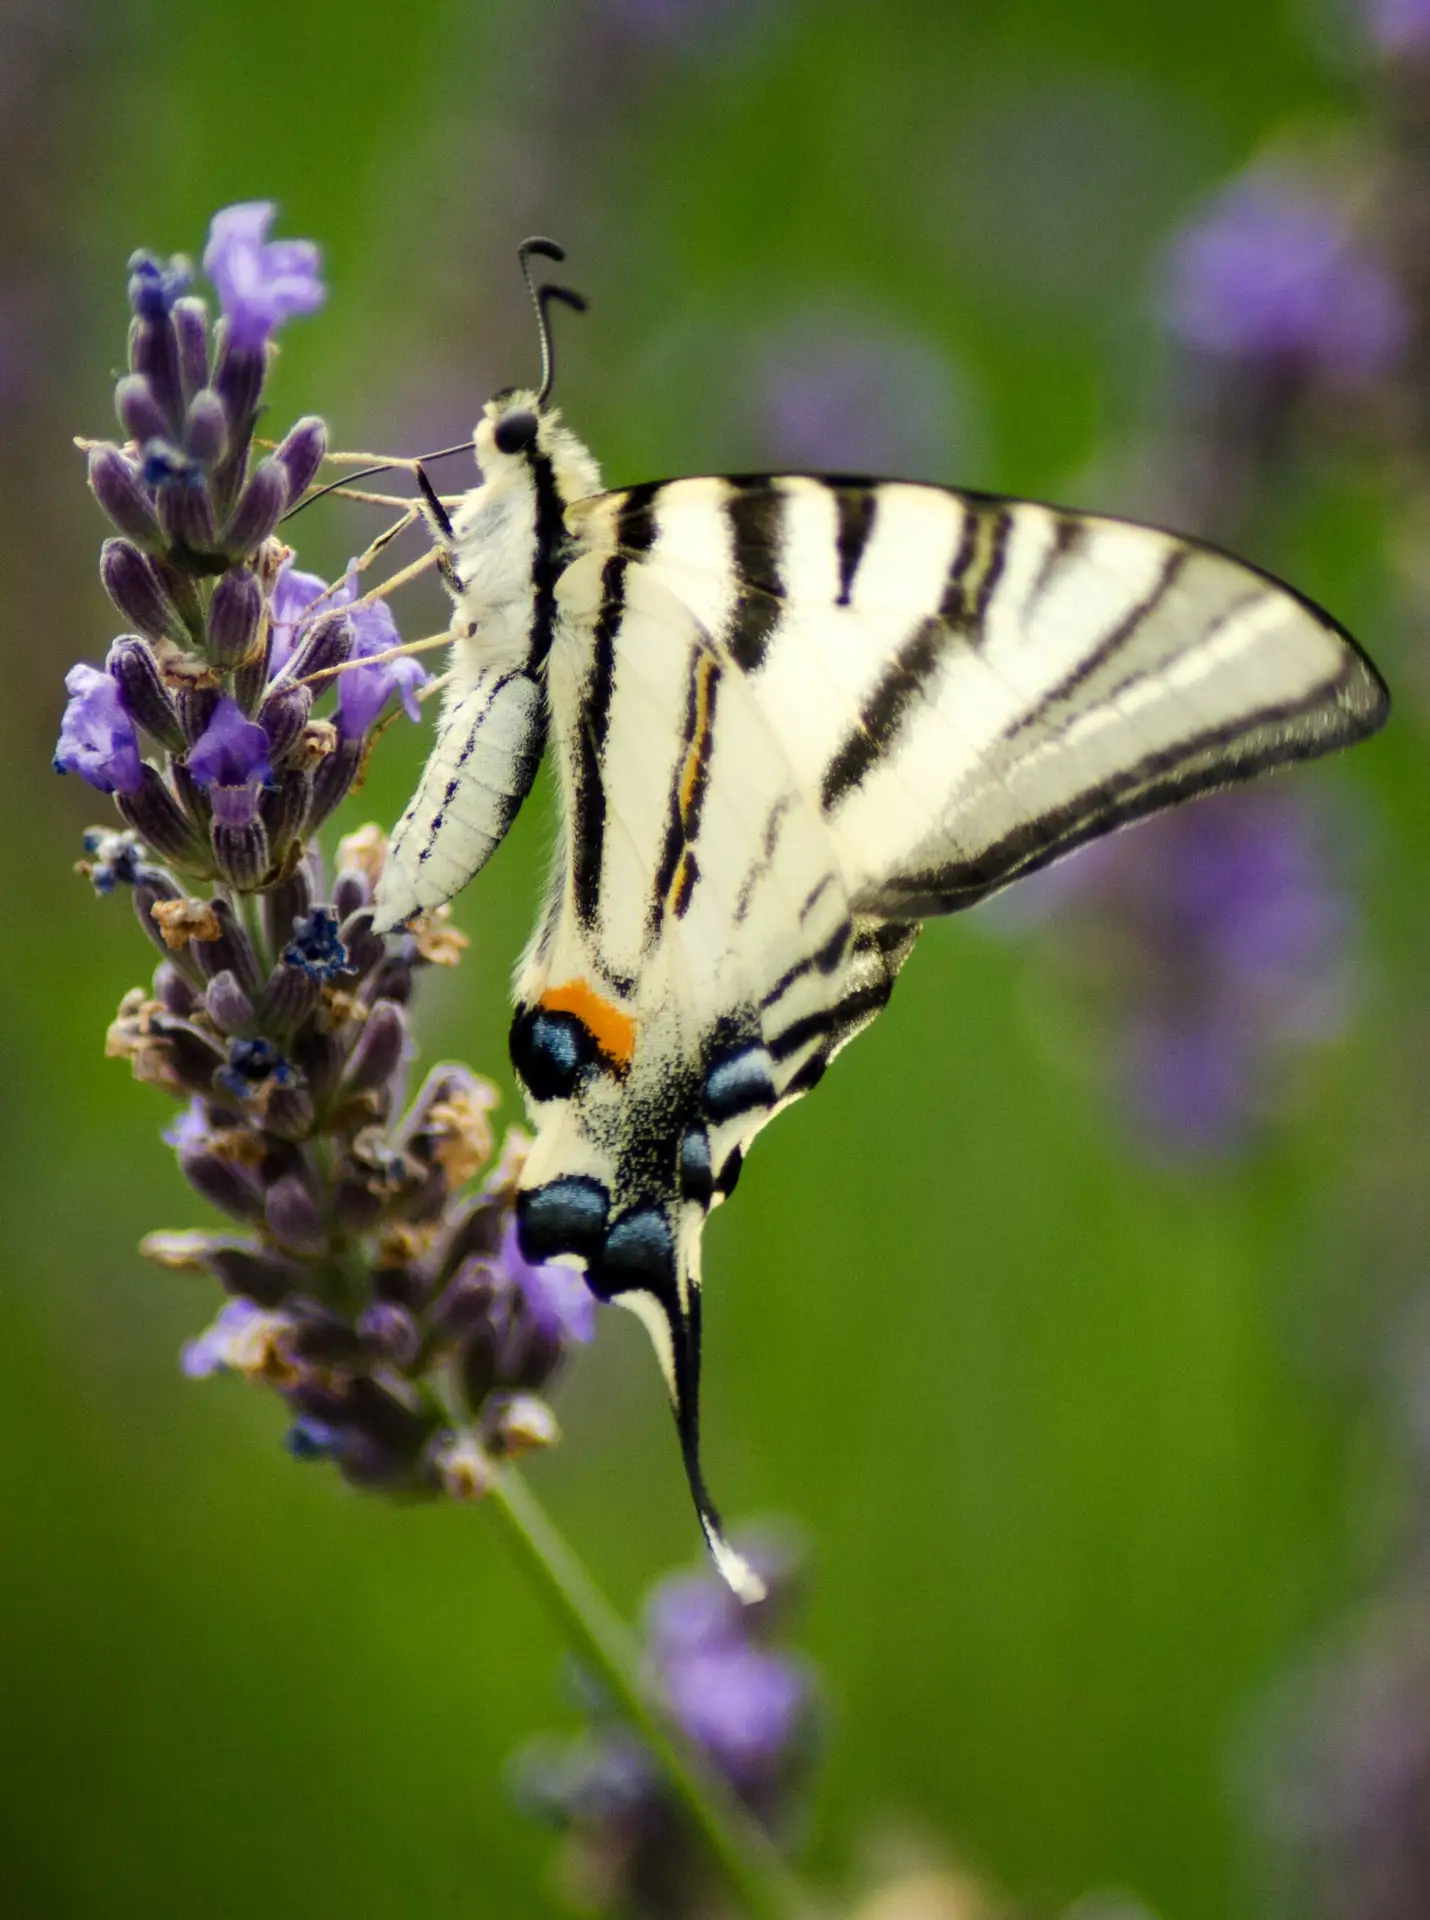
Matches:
[494,408,539,455]
[510,1007,594,1102]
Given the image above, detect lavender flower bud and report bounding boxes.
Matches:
[106,637,185,752]
[115,373,171,449]
[205,970,255,1035]
[171,296,209,402]
[260,868,314,964]
[261,957,320,1033]
[88,447,162,550]
[211,328,266,432]
[286,609,353,686]
[363,953,415,1006]
[128,307,185,435]
[182,387,227,467]
[254,1079,315,1140]
[336,909,385,980]
[274,416,327,505]
[257,681,312,766]
[258,773,308,874]
[265,1173,326,1254]
[149,444,218,557]
[175,684,220,747]
[148,1010,228,1095]
[232,629,272,716]
[100,538,186,644]
[332,869,369,921]
[206,1242,302,1306]
[187,898,262,997]
[291,1025,346,1107]
[434,1196,505,1281]
[115,764,210,869]
[152,960,198,1015]
[342,999,407,1094]
[206,566,262,669]
[210,815,269,890]
[179,1144,265,1223]
[306,733,363,833]
[221,457,287,559]
[358,1301,422,1370]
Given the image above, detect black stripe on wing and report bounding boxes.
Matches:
[571,555,624,928]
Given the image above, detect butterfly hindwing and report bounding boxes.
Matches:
[570,477,1388,917]
[511,551,914,1598]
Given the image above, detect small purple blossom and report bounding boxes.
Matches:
[281,908,350,982]
[202,202,325,351]
[183,695,273,826]
[54,663,144,794]
[501,1219,596,1345]
[127,250,192,322]
[338,583,428,735]
[267,558,332,673]
[661,1642,808,1785]
[1163,170,1407,383]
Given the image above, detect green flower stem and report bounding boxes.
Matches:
[487,1464,811,1920]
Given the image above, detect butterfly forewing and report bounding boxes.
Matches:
[570,478,1387,916]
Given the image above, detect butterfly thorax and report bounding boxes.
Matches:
[443,391,601,645]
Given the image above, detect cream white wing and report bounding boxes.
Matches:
[569,477,1388,918]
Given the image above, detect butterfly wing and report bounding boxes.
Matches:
[569,477,1388,917]
[511,550,913,1599]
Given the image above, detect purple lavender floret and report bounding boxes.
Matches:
[501,1219,597,1346]
[996,789,1358,1156]
[54,663,144,794]
[338,590,428,734]
[202,202,325,350]
[183,696,274,826]
[1163,170,1406,382]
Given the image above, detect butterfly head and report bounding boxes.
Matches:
[476,388,601,503]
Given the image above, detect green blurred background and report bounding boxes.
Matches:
[2,3,1422,1915]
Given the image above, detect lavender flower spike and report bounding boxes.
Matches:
[54,664,144,794]
[203,202,325,350]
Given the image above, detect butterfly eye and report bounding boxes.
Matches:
[494,408,540,455]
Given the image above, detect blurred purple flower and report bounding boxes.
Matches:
[1366,0,1430,56]
[184,696,274,827]
[53,663,144,794]
[1163,170,1406,382]
[752,315,971,478]
[517,1538,815,1915]
[203,202,325,351]
[998,789,1359,1156]
[501,1219,596,1346]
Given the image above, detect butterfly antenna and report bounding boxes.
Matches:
[517,235,588,406]
[281,440,477,522]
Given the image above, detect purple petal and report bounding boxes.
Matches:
[1367,0,1430,54]
[54,663,144,794]
[202,202,325,351]
[181,1298,268,1379]
[184,695,274,790]
[334,568,426,735]
[499,1219,595,1345]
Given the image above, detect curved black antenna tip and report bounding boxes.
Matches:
[518,235,566,263]
[540,283,588,315]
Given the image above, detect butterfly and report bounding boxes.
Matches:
[368,242,1389,1599]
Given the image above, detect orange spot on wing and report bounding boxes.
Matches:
[540,980,638,1071]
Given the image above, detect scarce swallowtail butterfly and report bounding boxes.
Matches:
[369,242,1389,1601]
